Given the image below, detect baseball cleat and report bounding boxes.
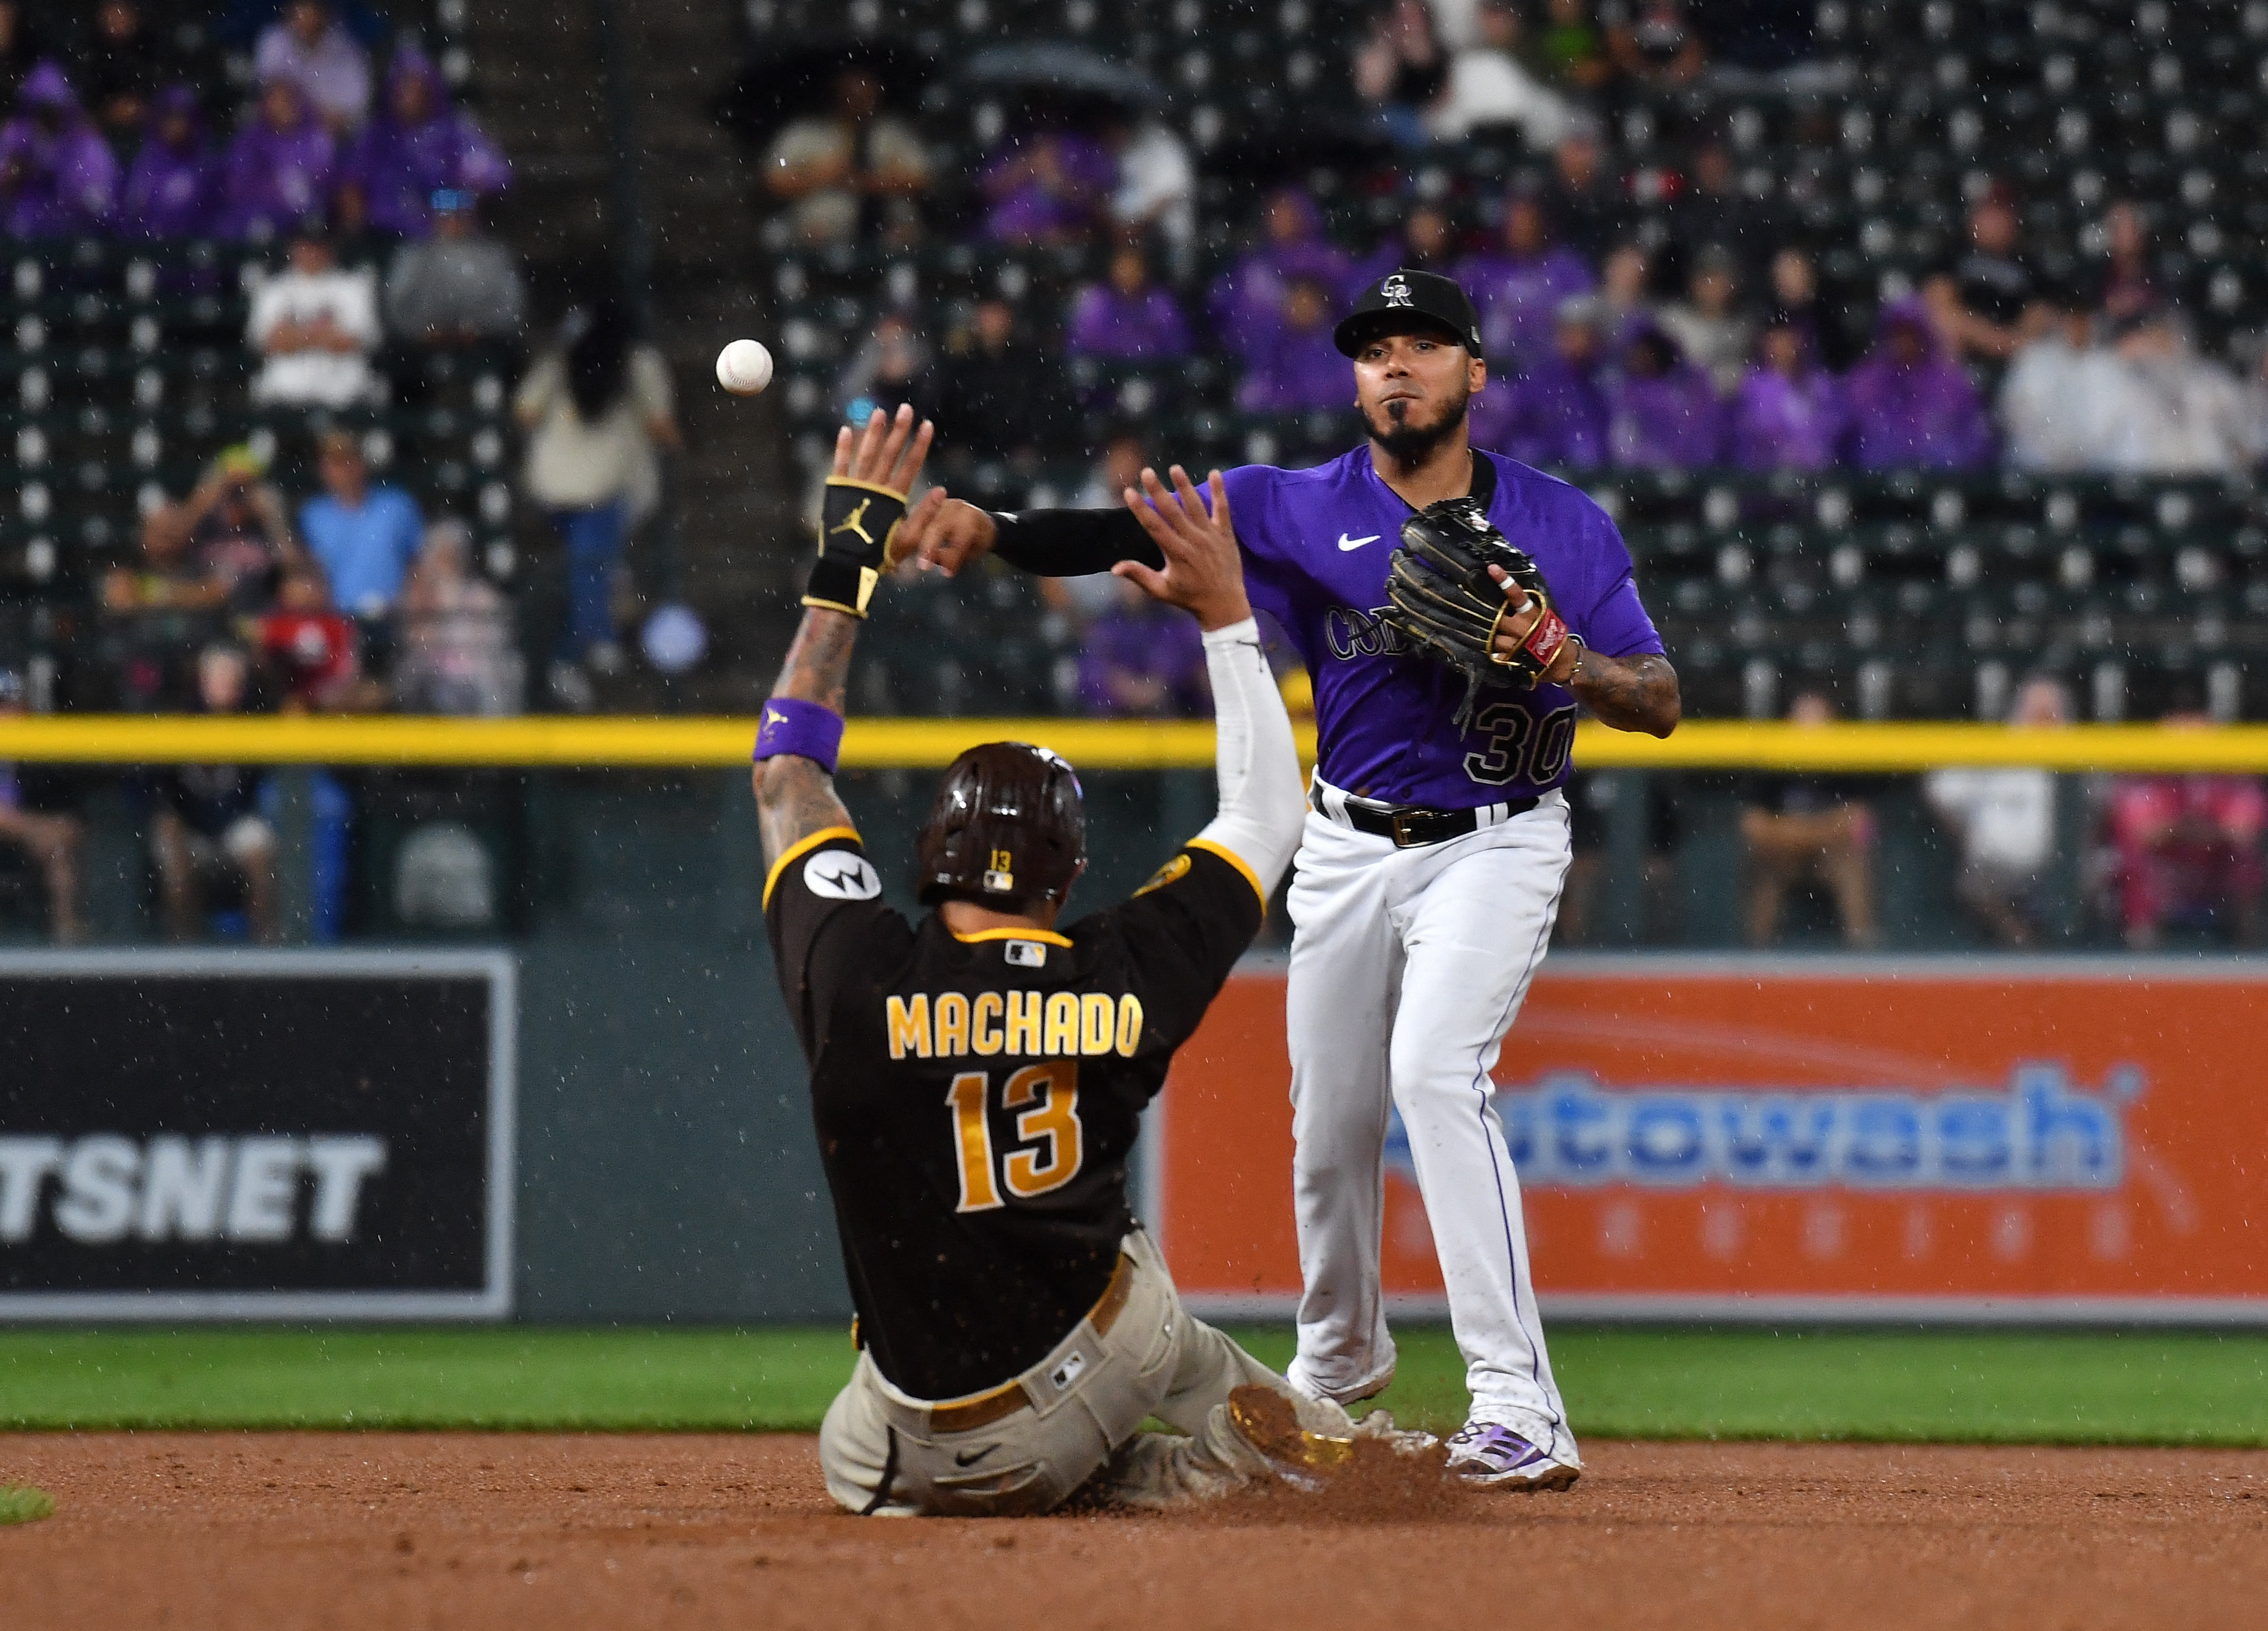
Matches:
[1443,1423,1582,1491]
[1226,1385,1357,1485]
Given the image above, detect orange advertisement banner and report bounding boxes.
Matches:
[1154,958,2268,1320]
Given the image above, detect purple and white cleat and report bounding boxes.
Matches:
[1443,1422,1582,1491]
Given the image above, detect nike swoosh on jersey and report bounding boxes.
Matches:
[1337,533,1382,551]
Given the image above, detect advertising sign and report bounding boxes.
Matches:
[0,950,514,1319]
[1155,958,2268,1322]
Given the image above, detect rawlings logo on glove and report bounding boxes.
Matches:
[803,477,909,618]
[1382,497,1568,726]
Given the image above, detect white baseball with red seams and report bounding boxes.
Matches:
[715,338,774,395]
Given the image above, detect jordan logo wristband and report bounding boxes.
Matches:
[753,698,846,774]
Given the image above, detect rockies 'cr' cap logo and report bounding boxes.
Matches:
[1381,274,1412,308]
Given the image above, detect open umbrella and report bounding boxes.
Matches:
[954,42,1166,113]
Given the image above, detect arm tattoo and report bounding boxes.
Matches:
[1572,651,1681,738]
[756,609,860,869]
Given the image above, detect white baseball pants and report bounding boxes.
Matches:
[1282,787,1577,1460]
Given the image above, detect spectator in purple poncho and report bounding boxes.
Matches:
[1066,246,1191,361]
[343,45,511,242]
[1078,576,1209,718]
[0,62,119,237]
[220,74,336,241]
[1605,321,1726,469]
[1456,195,1594,374]
[254,1,370,134]
[122,86,221,239]
[1208,187,1350,361]
[981,127,1114,245]
[1475,296,1609,468]
[1732,322,1849,472]
[1844,297,1994,470]
[1237,277,1350,413]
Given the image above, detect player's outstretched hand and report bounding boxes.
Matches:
[834,402,932,497]
[1115,465,1252,632]
[896,497,998,575]
[1487,562,1579,685]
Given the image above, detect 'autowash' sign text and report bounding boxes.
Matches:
[1156,961,2268,1319]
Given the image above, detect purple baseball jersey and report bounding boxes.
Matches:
[1224,447,1663,809]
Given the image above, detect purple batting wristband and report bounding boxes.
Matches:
[753,698,845,773]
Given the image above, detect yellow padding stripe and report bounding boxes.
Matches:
[825,476,911,500]
[763,825,863,911]
[3,717,2268,772]
[951,926,1074,947]
[1188,838,1265,906]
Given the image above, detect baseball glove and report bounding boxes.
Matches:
[802,477,908,618]
[1383,497,1571,726]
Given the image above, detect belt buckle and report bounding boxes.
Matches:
[1389,809,1426,848]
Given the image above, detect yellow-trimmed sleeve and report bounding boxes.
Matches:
[1187,837,1265,908]
[763,824,863,911]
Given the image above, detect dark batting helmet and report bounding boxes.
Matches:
[916,742,1087,907]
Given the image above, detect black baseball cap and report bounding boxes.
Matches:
[1333,268,1485,360]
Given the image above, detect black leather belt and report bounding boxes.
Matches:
[1341,794,1539,848]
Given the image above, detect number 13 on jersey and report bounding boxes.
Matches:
[948,1062,1084,1212]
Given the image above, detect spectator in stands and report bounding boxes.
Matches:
[765,65,931,248]
[1658,245,1753,397]
[1605,321,1724,469]
[395,518,519,716]
[220,73,336,241]
[1078,576,1209,718]
[1044,432,1152,631]
[344,44,512,242]
[256,563,367,712]
[1606,0,1706,87]
[2088,200,2158,328]
[246,223,380,408]
[516,298,680,704]
[185,445,300,612]
[2089,309,2255,476]
[1348,205,1457,299]
[1843,297,1993,469]
[102,500,230,709]
[150,645,279,944]
[2105,700,2266,950]
[917,297,1075,474]
[1544,119,1618,256]
[1924,675,2069,948]
[299,429,423,633]
[73,1,159,145]
[1355,0,1449,149]
[835,311,928,427]
[0,3,52,111]
[1597,241,1654,345]
[1477,295,1609,468]
[1923,185,2036,365]
[1066,245,1191,361]
[1103,113,1195,259]
[1998,289,2109,472]
[1457,194,1594,373]
[1210,186,1349,361]
[1529,0,1614,93]
[1427,0,1574,148]
[0,61,119,237]
[254,0,370,134]
[1764,244,1853,371]
[383,190,526,343]
[0,668,84,944]
[1237,275,1348,413]
[1731,320,1846,471]
[121,85,221,239]
[1740,690,1877,949]
[979,125,1113,246]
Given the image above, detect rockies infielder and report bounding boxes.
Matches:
[899,269,1680,1488]
[755,404,1408,1516]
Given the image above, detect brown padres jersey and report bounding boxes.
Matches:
[766,826,1262,1401]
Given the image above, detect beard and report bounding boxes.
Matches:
[1361,379,1472,463]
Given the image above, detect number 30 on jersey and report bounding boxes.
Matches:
[948,1062,1083,1212]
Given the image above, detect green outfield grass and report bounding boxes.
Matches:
[1,1327,2265,1445]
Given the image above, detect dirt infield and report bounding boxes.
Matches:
[6,1433,2266,1630]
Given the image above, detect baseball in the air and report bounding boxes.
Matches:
[715,337,774,396]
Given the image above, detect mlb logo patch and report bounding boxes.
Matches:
[1049,1351,1086,1390]
[1004,940,1048,968]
